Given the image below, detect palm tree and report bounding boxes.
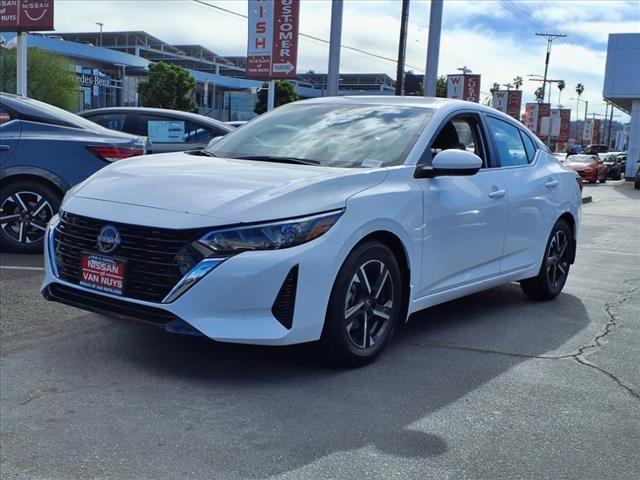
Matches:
[535,86,545,102]
[557,80,565,107]
[575,82,585,119]
[512,76,523,90]
[489,82,500,94]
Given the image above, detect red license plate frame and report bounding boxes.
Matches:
[79,254,127,296]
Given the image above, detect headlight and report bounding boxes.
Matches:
[199,210,343,254]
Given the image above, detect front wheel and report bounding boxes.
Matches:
[520,219,573,300]
[0,180,60,253]
[320,241,404,366]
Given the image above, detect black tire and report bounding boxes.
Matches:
[635,180,640,190]
[320,241,404,366]
[520,219,572,301]
[600,172,606,183]
[0,180,60,253]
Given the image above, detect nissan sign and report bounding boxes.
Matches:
[0,0,54,32]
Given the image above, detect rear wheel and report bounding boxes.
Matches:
[0,180,60,253]
[520,219,572,300]
[320,241,403,366]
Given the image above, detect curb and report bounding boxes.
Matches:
[582,196,593,204]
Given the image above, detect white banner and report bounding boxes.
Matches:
[247,0,274,56]
[492,90,508,112]
[583,118,595,143]
[447,75,464,100]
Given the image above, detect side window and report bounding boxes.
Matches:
[86,112,127,132]
[486,116,528,167]
[428,115,487,167]
[140,116,213,144]
[519,130,537,163]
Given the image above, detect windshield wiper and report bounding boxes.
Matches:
[186,149,217,157]
[231,155,321,166]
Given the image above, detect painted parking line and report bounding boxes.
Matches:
[0,265,45,271]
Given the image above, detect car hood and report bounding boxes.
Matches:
[68,153,388,225]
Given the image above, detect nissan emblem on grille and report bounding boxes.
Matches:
[97,225,121,254]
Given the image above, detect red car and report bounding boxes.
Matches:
[565,154,607,183]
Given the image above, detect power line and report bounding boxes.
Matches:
[192,0,425,73]
[501,1,559,34]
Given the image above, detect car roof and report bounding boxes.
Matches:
[80,107,232,130]
[295,95,526,126]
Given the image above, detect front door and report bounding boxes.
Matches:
[416,113,508,297]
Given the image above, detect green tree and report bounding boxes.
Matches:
[436,75,447,98]
[557,80,565,106]
[512,76,523,90]
[413,75,447,97]
[0,48,78,110]
[254,80,299,114]
[138,62,197,111]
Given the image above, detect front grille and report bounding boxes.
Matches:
[43,283,180,325]
[54,211,206,303]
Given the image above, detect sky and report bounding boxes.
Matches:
[52,0,639,120]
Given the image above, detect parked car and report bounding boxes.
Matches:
[599,153,626,180]
[584,144,609,155]
[565,154,607,183]
[552,152,566,164]
[635,162,640,189]
[80,107,233,153]
[42,97,581,365]
[0,93,146,253]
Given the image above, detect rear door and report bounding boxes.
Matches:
[484,115,558,273]
[0,107,21,165]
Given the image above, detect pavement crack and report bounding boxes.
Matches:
[399,341,566,360]
[570,278,640,401]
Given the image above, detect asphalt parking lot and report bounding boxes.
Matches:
[1,180,639,480]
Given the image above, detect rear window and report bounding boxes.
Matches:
[140,115,216,144]
[85,112,128,132]
[11,96,106,131]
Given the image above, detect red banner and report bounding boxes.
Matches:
[0,0,54,32]
[246,0,299,79]
[463,74,481,103]
[558,109,571,143]
[592,119,601,144]
[506,90,522,120]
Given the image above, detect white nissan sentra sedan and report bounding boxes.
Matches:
[42,97,581,365]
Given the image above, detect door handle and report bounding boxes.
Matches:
[0,145,10,151]
[545,180,559,188]
[488,189,506,199]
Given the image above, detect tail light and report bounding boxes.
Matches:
[86,146,144,162]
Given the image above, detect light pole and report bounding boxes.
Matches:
[96,22,104,47]
[423,0,443,97]
[570,97,588,146]
[535,33,566,103]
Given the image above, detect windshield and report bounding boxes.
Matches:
[567,156,595,164]
[207,103,434,168]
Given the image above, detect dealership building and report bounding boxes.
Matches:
[603,33,640,179]
[2,31,396,121]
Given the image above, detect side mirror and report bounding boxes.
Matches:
[205,136,224,149]
[414,149,483,179]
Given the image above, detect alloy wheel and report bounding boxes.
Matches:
[344,259,394,349]
[0,191,53,244]
[546,230,570,290]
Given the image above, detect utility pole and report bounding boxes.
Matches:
[395,0,410,96]
[535,33,566,104]
[423,0,443,97]
[327,0,343,97]
[607,103,615,148]
[16,31,27,96]
[96,22,104,46]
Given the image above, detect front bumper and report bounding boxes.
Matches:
[42,217,346,346]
